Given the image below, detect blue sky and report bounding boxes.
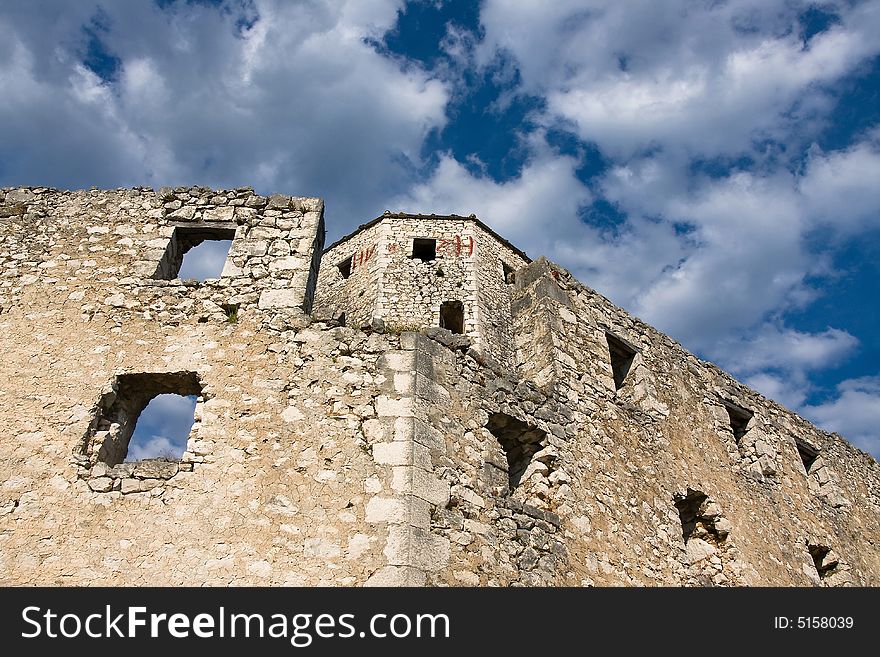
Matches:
[1,0,878,459]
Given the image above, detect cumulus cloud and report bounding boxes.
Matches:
[713,325,859,409]
[800,134,880,234]
[719,325,858,375]
[127,435,180,462]
[477,0,880,158]
[802,377,880,456]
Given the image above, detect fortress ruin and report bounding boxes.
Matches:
[0,185,877,586]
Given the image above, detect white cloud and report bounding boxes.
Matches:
[391,134,592,257]
[719,325,858,375]
[477,0,880,158]
[714,325,859,409]
[179,240,233,281]
[127,435,180,462]
[802,377,880,456]
[800,135,880,234]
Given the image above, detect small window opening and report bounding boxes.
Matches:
[502,261,515,284]
[411,238,436,262]
[83,372,202,466]
[606,333,637,390]
[674,488,727,543]
[486,412,547,491]
[808,544,839,582]
[154,226,235,281]
[439,300,464,334]
[337,255,353,279]
[723,402,752,442]
[795,439,819,474]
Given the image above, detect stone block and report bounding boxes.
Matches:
[391,466,450,506]
[372,440,431,468]
[376,395,414,418]
[383,526,450,572]
[365,495,429,528]
[364,566,426,587]
[202,206,235,222]
[258,288,304,309]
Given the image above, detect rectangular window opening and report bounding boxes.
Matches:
[723,401,753,442]
[795,439,819,474]
[606,332,637,390]
[337,255,353,279]
[439,300,464,334]
[153,226,236,281]
[82,372,203,466]
[411,238,437,262]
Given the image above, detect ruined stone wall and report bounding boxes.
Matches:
[0,187,401,586]
[312,221,383,326]
[496,258,880,585]
[0,187,877,587]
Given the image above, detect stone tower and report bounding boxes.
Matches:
[1,186,878,587]
[314,212,529,367]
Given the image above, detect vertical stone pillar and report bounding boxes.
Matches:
[365,332,451,586]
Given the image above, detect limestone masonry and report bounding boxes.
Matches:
[1,185,877,587]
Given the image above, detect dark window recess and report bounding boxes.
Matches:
[153,226,236,281]
[673,488,728,543]
[724,402,753,442]
[502,261,515,284]
[82,372,202,465]
[808,544,839,581]
[439,300,464,334]
[795,439,819,474]
[337,256,353,279]
[486,412,547,491]
[606,333,637,390]
[411,238,436,262]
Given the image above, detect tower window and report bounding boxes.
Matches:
[439,300,464,334]
[606,333,637,390]
[723,401,752,442]
[411,238,436,262]
[337,255,353,279]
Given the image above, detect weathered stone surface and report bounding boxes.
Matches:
[5,189,35,203]
[202,206,235,222]
[0,185,876,590]
[258,288,303,309]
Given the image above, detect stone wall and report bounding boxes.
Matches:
[1,186,877,587]
[313,220,384,327]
